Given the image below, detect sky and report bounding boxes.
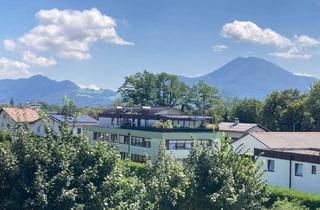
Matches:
[0,0,320,90]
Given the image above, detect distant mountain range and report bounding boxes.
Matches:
[0,57,317,107]
[0,75,118,107]
[179,57,317,99]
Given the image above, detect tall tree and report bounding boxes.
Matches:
[154,72,189,108]
[118,70,156,106]
[231,98,262,123]
[261,89,312,131]
[190,80,221,115]
[307,81,320,130]
[9,97,14,107]
[186,134,269,210]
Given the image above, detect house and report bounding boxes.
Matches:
[85,106,218,163]
[49,113,98,136]
[0,107,45,136]
[218,120,268,141]
[255,147,320,194]
[232,132,320,155]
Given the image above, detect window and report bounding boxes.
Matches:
[295,163,303,177]
[120,152,128,160]
[6,124,10,129]
[119,135,130,144]
[93,132,109,141]
[77,128,82,134]
[131,154,147,163]
[267,159,275,172]
[37,124,41,133]
[312,165,317,174]
[166,140,193,150]
[131,137,151,148]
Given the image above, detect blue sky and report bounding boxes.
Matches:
[0,0,320,90]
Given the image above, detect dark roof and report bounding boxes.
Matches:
[99,107,212,121]
[255,148,320,164]
[49,113,98,124]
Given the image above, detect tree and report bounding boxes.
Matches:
[0,115,146,209]
[261,89,313,131]
[154,73,189,108]
[118,70,156,106]
[9,97,14,107]
[145,142,190,210]
[231,98,262,123]
[61,96,77,117]
[307,81,320,130]
[189,80,221,116]
[186,134,269,210]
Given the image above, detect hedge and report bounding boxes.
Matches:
[266,186,320,210]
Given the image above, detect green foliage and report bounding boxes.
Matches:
[154,120,173,129]
[308,80,320,130]
[118,70,221,111]
[261,89,313,131]
[268,198,308,210]
[0,121,145,209]
[186,134,269,210]
[266,186,320,210]
[231,98,262,123]
[61,96,77,117]
[9,97,14,107]
[189,80,221,116]
[145,142,190,210]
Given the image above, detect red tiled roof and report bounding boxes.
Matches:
[2,108,40,123]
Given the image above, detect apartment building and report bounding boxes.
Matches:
[85,106,218,162]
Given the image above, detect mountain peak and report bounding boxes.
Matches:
[179,56,317,99]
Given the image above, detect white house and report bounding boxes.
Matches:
[218,121,268,142]
[255,148,320,194]
[48,113,98,136]
[0,107,45,136]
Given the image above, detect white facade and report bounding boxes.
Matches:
[231,133,268,155]
[257,156,320,194]
[0,110,45,136]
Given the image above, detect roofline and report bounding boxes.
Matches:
[255,148,320,164]
[0,108,41,124]
[231,132,270,149]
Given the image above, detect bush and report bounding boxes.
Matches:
[268,198,308,210]
[266,186,320,210]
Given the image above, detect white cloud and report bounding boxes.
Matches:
[213,44,228,52]
[221,20,292,48]
[294,35,320,47]
[0,57,34,79]
[3,8,133,66]
[270,47,311,59]
[293,72,314,77]
[22,51,56,67]
[78,83,101,91]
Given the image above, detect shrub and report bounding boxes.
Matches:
[266,186,320,210]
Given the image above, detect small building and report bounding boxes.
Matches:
[0,107,45,136]
[255,148,320,194]
[218,120,268,141]
[49,113,98,136]
[85,106,218,163]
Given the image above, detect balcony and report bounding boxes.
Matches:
[120,125,213,133]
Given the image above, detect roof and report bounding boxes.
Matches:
[49,113,98,124]
[250,132,320,149]
[255,148,320,164]
[99,106,212,121]
[218,122,267,132]
[1,108,40,123]
[100,107,185,117]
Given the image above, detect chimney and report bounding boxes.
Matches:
[234,118,240,124]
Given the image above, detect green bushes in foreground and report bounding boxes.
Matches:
[267,186,320,210]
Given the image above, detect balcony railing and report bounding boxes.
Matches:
[120,125,213,132]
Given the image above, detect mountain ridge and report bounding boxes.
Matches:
[179,56,317,99]
[0,75,117,107]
